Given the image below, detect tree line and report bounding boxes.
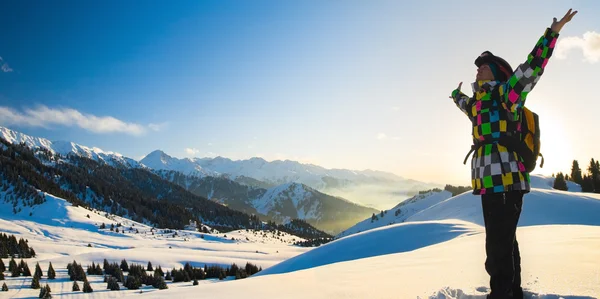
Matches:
[0,233,36,258]
[553,159,600,192]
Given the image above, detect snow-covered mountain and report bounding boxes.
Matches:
[0,126,376,233]
[141,150,441,210]
[155,170,378,234]
[141,150,218,177]
[0,126,140,168]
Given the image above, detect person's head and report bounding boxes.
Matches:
[474,51,513,82]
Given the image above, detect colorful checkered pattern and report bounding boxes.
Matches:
[452,28,559,195]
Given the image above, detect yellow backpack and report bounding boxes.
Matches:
[503,107,544,173]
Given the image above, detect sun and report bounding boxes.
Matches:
[530,116,573,177]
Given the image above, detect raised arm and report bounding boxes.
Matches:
[450,82,471,117]
[502,9,577,118]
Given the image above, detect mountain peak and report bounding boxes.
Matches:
[146,149,169,158]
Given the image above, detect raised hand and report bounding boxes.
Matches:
[449,82,463,99]
[551,8,577,34]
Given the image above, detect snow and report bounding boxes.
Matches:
[140,150,217,177]
[257,219,481,276]
[253,183,319,219]
[2,142,600,298]
[141,149,438,210]
[337,190,453,238]
[129,223,600,299]
[529,174,582,192]
[0,126,142,168]
[0,192,310,281]
[407,188,600,227]
[339,175,592,239]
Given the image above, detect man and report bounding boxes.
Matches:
[450,9,577,299]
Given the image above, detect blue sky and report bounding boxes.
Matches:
[1,0,599,185]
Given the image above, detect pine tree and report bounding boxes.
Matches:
[1,282,7,291]
[87,262,96,275]
[588,158,600,192]
[72,280,80,291]
[21,260,32,276]
[570,160,583,185]
[107,277,120,291]
[193,277,198,285]
[39,284,51,298]
[553,172,568,191]
[114,267,124,282]
[11,263,21,277]
[35,262,43,278]
[83,280,93,293]
[0,259,4,272]
[8,258,17,272]
[0,245,7,259]
[43,284,52,299]
[47,262,56,279]
[582,175,595,192]
[31,274,41,289]
[156,276,168,289]
[120,259,129,272]
[147,261,153,272]
[155,265,164,277]
[125,275,141,290]
[0,271,4,280]
[165,271,172,280]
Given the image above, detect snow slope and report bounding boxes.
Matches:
[134,182,600,298]
[336,190,453,238]
[136,223,600,299]
[0,192,309,269]
[407,188,600,227]
[338,174,587,239]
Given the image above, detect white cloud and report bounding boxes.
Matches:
[185,148,200,156]
[555,31,600,63]
[0,105,149,135]
[0,56,13,72]
[377,133,387,140]
[392,107,400,111]
[148,122,169,132]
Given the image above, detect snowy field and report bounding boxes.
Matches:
[1,175,599,298]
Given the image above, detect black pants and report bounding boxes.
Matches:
[481,191,524,299]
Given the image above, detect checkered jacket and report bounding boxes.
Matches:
[452,27,559,195]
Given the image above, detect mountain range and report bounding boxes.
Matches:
[140,149,441,210]
[1,126,394,233]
